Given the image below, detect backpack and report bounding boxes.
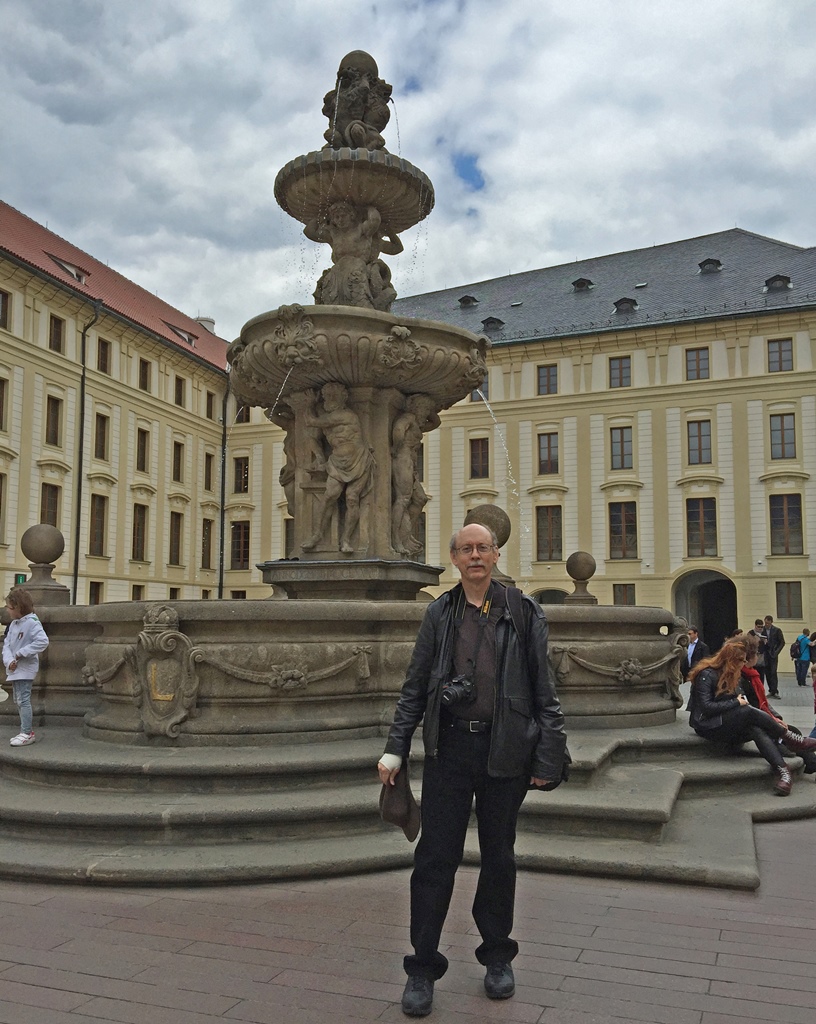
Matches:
[790,639,802,660]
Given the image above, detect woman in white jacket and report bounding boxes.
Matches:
[3,588,49,746]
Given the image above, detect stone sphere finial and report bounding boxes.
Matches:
[464,505,511,548]
[564,551,598,605]
[21,524,65,565]
[338,50,379,78]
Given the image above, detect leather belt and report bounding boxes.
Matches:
[443,716,491,734]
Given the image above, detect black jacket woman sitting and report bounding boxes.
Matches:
[687,636,816,796]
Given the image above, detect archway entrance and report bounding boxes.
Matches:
[673,570,738,651]
[532,589,568,606]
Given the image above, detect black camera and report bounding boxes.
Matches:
[440,674,475,708]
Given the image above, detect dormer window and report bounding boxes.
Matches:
[765,274,791,291]
[459,295,479,308]
[165,322,197,346]
[572,277,593,292]
[698,258,722,274]
[614,297,638,314]
[481,317,504,331]
[48,254,88,284]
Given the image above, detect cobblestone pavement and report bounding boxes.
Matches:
[0,671,812,1024]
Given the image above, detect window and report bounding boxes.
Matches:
[770,494,803,555]
[136,429,149,473]
[776,581,802,619]
[0,289,9,330]
[132,504,148,561]
[89,581,103,605]
[609,502,637,559]
[233,456,249,494]
[174,376,186,407]
[471,374,488,402]
[0,473,5,542]
[416,442,424,482]
[768,339,793,373]
[686,348,710,381]
[687,420,711,465]
[536,506,562,561]
[97,337,111,375]
[686,497,718,557]
[230,590,247,600]
[469,437,489,479]
[204,452,214,491]
[202,589,211,600]
[138,358,151,392]
[206,391,216,420]
[284,518,295,559]
[93,413,109,461]
[172,441,184,483]
[609,356,631,388]
[45,396,62,447]
[49,315,64,353]
[0,377,7,431]
[610,426,633,470]
[201,518,213,569]
[89,494,107,556]
[40,483,60,527]
[537,433,558,474]
[169,511,183,565]
[230,520,250,570]
[537,364,557,396]
[169,587,181,601]
[613,584,636,606]
[770,413,795,459]
[131,585,144,601]
[235,404,251,423]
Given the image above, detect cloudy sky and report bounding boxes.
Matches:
[4,0,816,341]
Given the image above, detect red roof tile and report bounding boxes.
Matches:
[0,201,228,371]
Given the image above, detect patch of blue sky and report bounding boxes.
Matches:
[402,75,422,94]
[452,152,485,191]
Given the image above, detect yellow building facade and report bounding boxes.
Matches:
[3,206,815,646]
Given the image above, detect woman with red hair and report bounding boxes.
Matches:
[687,637,816,795]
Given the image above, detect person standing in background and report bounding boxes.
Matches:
[681,626,710,680]
[763,615,785,699]
[794,627,813,687]
[748,619,768,688]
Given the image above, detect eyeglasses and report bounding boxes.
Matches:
[454,544,496,555]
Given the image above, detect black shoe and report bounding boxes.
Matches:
[769,692,780,699]
[484,962,515,999]
[402,976,433,1016]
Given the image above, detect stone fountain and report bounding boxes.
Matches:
[2,52,814,888]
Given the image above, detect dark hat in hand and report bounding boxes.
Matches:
[379,761,420,842]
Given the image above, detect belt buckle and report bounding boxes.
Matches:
[468,720,479,733]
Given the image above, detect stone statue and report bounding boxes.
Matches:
[390,395,438,556]
[322,50,392,151]
[305,201,403,311]
[301,382,375,554]
[266,404,297,517]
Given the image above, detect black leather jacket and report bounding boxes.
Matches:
[687,667,742,731]
[384,583,567,780]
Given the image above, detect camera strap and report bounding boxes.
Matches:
[453,582,494,673]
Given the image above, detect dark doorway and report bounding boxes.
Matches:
[673,570,738,651]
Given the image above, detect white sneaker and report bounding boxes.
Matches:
[10,732,35,746]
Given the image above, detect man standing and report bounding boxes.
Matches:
[763,615,785,699]
[377,523,568,1016]
[748,619,768,687]
[680,626,710,680]
[794,627,813,687]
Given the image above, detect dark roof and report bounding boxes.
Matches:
[394,229,816,344]
[0,201,228,370]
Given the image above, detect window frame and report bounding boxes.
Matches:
[769,494,803,556]
[537,432,559,475]
[770,413,796,460]
[40,483,60,527]
[0,289,10,330]
[201,518,214,570]
[174,375,186,407]
[172,440,184,483]
[776,581,802,619]
[610,425,633,470]
[230,520,251,570]
[687,419,712,465]
[768,338,793,373]
[97,337,111,375]
[686,497,718,557]
[93,413,109,461]
[613,583,636,606]
[537,364,558,396]
[204,452,214,491]
[48,314,64,353]
[138,358,151,392]
[609,356,631,389]
[233,455,250,494]
[132,503,148,561]
[609,501,638,559]
[136,428,149,473]
[469,437,490,479]
[535,505,563,562]
[685,347,710,381]
[45,395,63,447]
[169,511,183,566]
[89,494,108,557]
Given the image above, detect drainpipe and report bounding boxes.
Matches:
[217,371,231,599]
[71,300,102,604]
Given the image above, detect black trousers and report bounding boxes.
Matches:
[697,705,786,768]
[765,657,780,694]
[405,725,529,980]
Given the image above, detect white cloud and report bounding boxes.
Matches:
[3,0,815,338]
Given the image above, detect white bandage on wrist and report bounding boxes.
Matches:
[378,752,403,771]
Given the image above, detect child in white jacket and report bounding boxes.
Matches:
[2,588,49,746]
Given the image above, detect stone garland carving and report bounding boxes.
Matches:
[81,607,374,739]
[322,50,392,152]
[300,382,375,554]
[549,644,685,691]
